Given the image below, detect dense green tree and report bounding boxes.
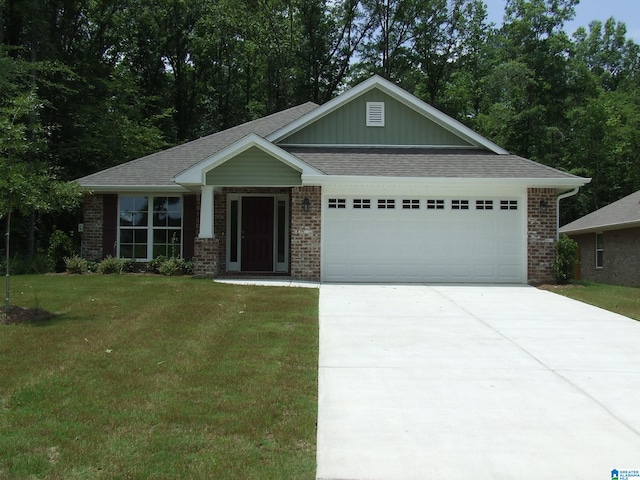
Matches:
[0,88,81,312]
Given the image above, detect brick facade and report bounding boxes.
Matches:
[82,187,562,284]
[290,186,322,281]
[527,188,557,284]
[569,228,640,287]
[82,193,104,260]
[193,237,219,277]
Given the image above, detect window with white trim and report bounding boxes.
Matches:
[595,233,604,268]
[119,195,182,259]
[402,199,420,209]
[353,199,371,209]
[451,200,469,210]
[426,199,445,210]
[378,199,395,209]
[328,198,346,209]
[476,200,494,210]
[500,200,518,210]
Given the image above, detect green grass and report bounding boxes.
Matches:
[0,275,319,479]
[551,282,640,321]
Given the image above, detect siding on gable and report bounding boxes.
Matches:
[205,146,302,186]
[279,90,472,146]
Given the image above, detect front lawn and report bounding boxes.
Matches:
[548,282,640,321]
[0,275,319,479]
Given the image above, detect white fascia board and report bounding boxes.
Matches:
[303,175,589,189]
[268,75,510,155]
[78,184,191,193]
[172,133,324,185]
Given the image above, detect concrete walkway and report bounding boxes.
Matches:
[316,284,640,480]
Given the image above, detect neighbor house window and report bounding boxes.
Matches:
[119,195,182,260]
[595,233,604,268]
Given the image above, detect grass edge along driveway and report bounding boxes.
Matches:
[544,281,640,321]
[0,275,319,480]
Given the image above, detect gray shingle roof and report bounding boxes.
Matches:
[76,102,319,188]
[560,190,640,234]
[284,147,582,179]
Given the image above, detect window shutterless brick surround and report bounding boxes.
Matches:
[527,188,557,284]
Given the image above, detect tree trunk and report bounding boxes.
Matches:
[5,212,11,315]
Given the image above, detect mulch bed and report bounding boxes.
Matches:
[537,284,583,291]
[1,306,56,325]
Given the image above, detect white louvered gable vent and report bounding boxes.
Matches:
[366,102,385,127]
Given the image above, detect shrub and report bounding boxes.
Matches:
[552,234,579,284]
[1,251,52,274]
[97,256,134,274]
[48,230,76,273]
[157,257,193,276]
[146,255,168,274]
[65,255,89,274]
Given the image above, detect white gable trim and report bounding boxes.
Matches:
[172,133,324,185]
[267,75,509,155]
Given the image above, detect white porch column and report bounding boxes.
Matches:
[199,185,215,238]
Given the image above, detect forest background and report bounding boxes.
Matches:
[1,0,639,270]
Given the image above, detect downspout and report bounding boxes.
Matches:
[556,188,580,240]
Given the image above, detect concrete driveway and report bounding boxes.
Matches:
[316,284,640,480]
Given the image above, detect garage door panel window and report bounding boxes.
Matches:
[378,199,395,209]
[402,199,420,209]
[500,200,518,210]
[353,199,371,209]
[426,199,445,210]
[476,200,494,210]
[451,200,469,210]
[328,198,346,209]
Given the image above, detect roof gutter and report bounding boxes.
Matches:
[556,187,580,240]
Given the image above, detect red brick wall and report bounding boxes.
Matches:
[290,186,322,280]
[527,188,557,284]
[570,228,640,287]
[82,193,104,260]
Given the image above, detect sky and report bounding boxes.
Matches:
[484,0,640,42]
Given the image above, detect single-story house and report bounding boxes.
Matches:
[76,75,589,284]
[559,190,640,287]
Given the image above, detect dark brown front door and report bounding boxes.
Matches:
[241,197,274,271]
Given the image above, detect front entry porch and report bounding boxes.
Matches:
[192,186,322,281]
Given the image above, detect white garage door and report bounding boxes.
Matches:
[322,195,526,283]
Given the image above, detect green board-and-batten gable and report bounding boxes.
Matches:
[204,146,302,187]
[276,89,473,147]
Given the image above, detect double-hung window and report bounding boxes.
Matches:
[119,195,183,260]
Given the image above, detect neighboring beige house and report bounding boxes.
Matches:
[75,75,589,284]
[560,190,640,287]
